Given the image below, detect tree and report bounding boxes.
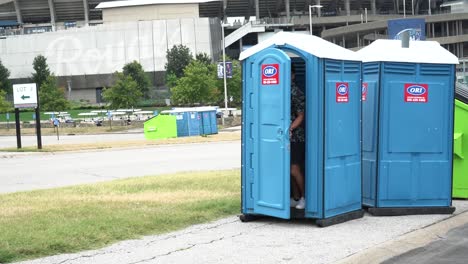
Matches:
[216,59,242,107]
[123,61,151,98]
[32,55,51,89]
[171,61,218,105]
[102,73,142,109]
[195,53,212,66]
[165,44,193,79]
[38,76,69,111]
[0,90,12,113]
[0,60,12,95]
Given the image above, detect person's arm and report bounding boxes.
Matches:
[290,112,304,131]
[289,112,304,137]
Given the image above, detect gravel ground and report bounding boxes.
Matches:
[16,200,468,264]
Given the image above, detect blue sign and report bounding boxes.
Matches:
[263,66,277,77]
[107,111,112,119]
[337,84,348,95]
[153,110,159,116]
[388,18,426,40]
[407,85,426,95]
[6,113,9,120]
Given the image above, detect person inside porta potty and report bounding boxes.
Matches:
[289,65,306,210]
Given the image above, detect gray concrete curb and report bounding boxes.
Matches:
[336,210,468,264]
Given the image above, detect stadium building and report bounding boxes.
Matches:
[0,0,467,103]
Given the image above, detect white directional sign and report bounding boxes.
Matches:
[13,83,38,108]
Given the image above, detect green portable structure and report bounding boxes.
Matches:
[453,83,468,198]
[144,115,177,140]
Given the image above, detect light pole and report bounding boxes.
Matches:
[309,5,323,35]
[221,21,228,125]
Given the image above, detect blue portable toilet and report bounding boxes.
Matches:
[358,39,458,215]
[162,109,201,137]
[239,32,363,227]
[195,107,218,135]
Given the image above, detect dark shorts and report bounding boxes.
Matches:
[291,141,305,165]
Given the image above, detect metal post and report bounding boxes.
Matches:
[221,22,228,125]
[403,0,406,17]
[56,121,59,140]
[345,0,350,16]
[35,89,42,149]
[309,5,323,36]
[411,0,414,15]
[13,0,22,24]
[428,0,431,15]
[365,8,368,23]
[371,0,376,15]
[255,0,259,20]
[15,108,21,149]
[309,5,312,35]
[48,0,56,31]
[83,0,90,26]
[67,79,72,100]
[401,30,410,48]
[316,0,321,17]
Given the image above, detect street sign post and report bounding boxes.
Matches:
[107,111,113,130]
[13,83,37,108]
[12,83,42,149]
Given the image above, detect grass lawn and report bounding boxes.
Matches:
[0,125,137,136]
[0,170,241,263]
[0,132,241,152]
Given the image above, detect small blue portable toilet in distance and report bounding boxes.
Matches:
[239,32,363,227]
[161,109,201,137]
[194,107,218,135]
[358,39,458,215]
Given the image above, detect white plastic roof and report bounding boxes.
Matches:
[96,0,220,9]
[239,32,360,61]
[357,39,459,64]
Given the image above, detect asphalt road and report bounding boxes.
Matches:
[0,141,240,194]
[383,222,468,264]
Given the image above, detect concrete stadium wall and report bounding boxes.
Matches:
[0,17,216,79]
[102,4,200,22]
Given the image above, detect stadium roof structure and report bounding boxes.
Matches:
[0,0,118,24]
[0,0,407,26]
[96,0,222,9]
[0,0,224,24]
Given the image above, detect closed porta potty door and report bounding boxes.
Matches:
[244,47,292,219]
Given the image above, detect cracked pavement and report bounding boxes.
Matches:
[16,201,468,264]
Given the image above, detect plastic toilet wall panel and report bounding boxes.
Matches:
[362,62,380,207]
[377,63,454,207]
[248,48,291,219]
[323,60,362,218]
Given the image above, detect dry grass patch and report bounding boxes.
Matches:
[0,132,241,152]
[0,170,241,263]
[0,126,132,136]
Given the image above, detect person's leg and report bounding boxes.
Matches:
[291,142,305,209]
[291,164,304,198]
[291,175,300,200]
